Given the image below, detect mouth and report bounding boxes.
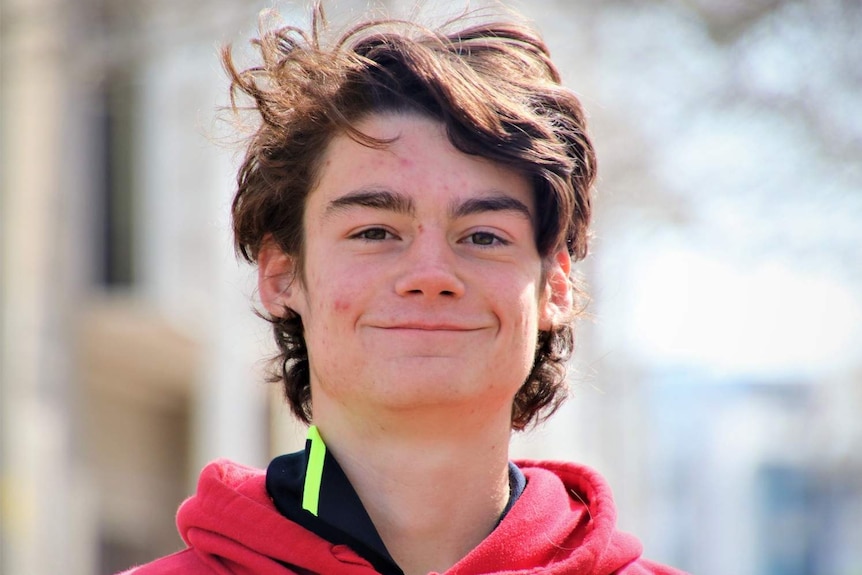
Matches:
[378,325,482,332]
[370,322,486,332]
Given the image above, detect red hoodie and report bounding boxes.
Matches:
[121,459,687,574]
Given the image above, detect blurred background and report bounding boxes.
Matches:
[1,0,860,573]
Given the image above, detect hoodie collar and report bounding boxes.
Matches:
[266,426,526,575]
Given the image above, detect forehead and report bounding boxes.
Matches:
[308,113,535,216]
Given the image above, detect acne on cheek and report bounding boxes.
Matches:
[333,299,351,313]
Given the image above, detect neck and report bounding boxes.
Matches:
[315,405,513,575]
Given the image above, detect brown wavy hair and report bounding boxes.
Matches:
[223,3,596,430]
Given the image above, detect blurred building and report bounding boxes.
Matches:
[2,1,861,574]
[2,0,287,573]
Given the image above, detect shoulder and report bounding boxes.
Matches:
[116,460,275,575]
[116,547,314,575]
[512,459,691,575]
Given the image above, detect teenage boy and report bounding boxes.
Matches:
[123,5,687,575]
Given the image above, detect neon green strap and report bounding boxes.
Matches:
[302,425,326,516]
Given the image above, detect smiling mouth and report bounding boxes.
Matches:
[373,324,484,332]
[381,327,479,332]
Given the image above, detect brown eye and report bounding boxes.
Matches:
[468,232,504,246]
[355,228,391,240]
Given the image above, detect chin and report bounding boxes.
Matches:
[378,375,521,412]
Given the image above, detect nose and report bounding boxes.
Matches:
[394,230,465,299]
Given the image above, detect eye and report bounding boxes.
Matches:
[351,227,394,241]
[465,231,508,246]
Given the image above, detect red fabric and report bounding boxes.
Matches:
[120,459,688,575]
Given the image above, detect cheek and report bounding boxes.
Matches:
[519,274,544,319]
[494,281,542,335]
[305,270,364,325]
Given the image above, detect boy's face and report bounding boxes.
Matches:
[260,113,571,422]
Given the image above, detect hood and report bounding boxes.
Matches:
[174,459,681,575]
[443,459,647,574]
[176,460,379,574]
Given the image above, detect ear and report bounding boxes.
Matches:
[539,249,573,331]
[258,236,302,318]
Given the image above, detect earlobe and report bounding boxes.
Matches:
[539,249,573,331]
[258,236,300,318]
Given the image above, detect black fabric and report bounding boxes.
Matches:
[266,442,527,575]
[267,444,402,575]
[500,460,527,524]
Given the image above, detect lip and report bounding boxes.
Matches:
[375,325,483,331]
[368,321,486,331]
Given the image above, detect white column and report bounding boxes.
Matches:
[1,1,95,574]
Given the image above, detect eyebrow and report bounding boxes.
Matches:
[449,195,533,221]
[323,188,532,221]
[324,189,415,217]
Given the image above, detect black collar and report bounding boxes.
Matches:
[266,426,526,575]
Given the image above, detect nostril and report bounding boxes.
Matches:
[394,254,466,298]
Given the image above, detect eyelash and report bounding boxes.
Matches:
[349,228,510,247]
[350,227,396,241]
[463,231,509,247]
